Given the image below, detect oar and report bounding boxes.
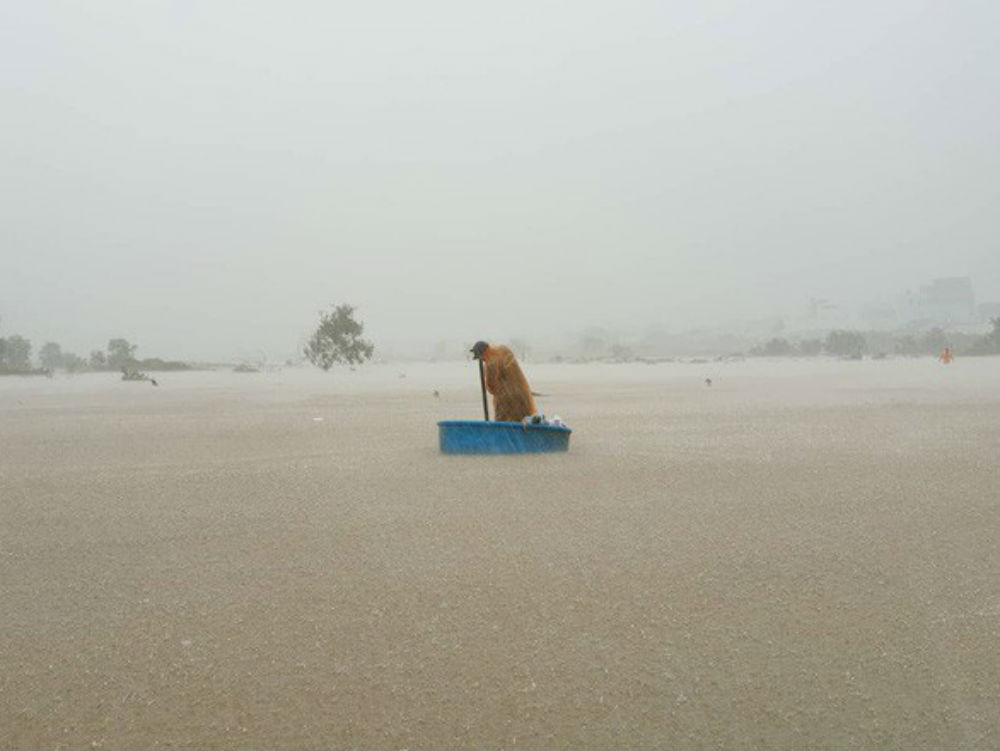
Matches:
[470,341,490,421]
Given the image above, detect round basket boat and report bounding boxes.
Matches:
[438,420,572,454]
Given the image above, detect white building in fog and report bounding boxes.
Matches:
[901,277,976,325]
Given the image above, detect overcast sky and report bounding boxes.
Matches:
[2,1,998,361]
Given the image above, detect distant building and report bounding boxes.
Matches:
[902,277,976,324]
[806,297,837,321]
[860,305,897,329]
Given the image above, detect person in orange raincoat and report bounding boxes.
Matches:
[470,341,537,422]
[939,346,954,364]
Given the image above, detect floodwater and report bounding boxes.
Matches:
[2,358,999,749]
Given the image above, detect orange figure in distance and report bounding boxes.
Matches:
[471,341,537,422]
[939,346,954,364]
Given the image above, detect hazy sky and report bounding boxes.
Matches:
[3,1,998,360]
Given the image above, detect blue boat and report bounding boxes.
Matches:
[438,420,572,455]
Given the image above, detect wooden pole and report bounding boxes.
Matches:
[478,357,489,421]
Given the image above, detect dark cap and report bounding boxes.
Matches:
[470,340,489,359]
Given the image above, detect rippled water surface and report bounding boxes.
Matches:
[2,358,999,749]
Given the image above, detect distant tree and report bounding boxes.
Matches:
[610,342,635,361]
[579,327,611,360]
[61,352,86,372]
[304,304,374,370]
[989,317,1000,350]
[825,330,866,358]
[0,335,32,372]
[797,339,823,356]
[920,327,948,355]
[758,337,794,356]
[89,350,107,370]
[39,342,63,371]
[969,317,1000,355]
[136,357,190,371]
[107,338,137,368]
[894,335,920,356]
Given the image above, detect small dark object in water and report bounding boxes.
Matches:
[433,390,440,398]
[705,378,712,387]
[121,366,157,385]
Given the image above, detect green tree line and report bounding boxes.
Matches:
[0,333,190,375]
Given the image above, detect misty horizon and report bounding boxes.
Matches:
[3,1,998,362]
